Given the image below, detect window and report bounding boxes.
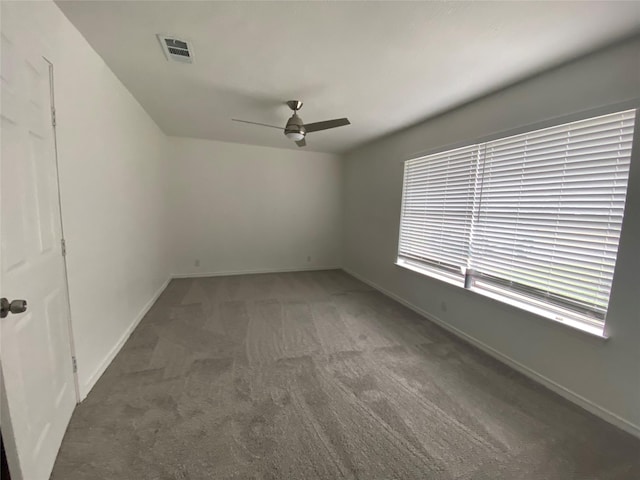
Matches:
[397,109,636,333]
[398,144,480,278]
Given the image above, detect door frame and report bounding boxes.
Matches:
[45,56,81,403]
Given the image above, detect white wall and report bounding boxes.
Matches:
[2,0,172,399]
[343,37,640,436]
[169,137,342,277]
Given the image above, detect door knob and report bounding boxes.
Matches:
[1,298,28,318]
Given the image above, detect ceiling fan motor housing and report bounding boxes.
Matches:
[284,113,306,137]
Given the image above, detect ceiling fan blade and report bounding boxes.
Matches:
[232,119,283,130]
[295,138,306,147]
[303,118,350,133]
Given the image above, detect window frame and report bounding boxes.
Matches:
[395,102,639,339]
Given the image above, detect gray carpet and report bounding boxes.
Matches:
[51,270,640,480]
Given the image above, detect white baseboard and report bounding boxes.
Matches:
[342,267,640,439]
[171,265,340,279]
[81,276,171,399]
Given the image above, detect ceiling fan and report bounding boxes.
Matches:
[232,100,350,147]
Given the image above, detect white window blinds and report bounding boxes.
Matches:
[398,144,479,276]
[397,108,636,324]
[471,110,635,319]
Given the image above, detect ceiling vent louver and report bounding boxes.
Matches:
[157,35,193,63]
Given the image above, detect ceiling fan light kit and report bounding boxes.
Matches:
[285,131,305,141]
[232,100,350,148]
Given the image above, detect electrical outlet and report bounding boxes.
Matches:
[194,259,200,267]
[440,301,448,312]
[306,256,311,262]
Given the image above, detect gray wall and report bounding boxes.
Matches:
[168,137,342,277]
[342,37,640,434]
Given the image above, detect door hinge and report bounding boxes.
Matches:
[72,356,77,373]
[61,238,66,256]
[51,106,56,126]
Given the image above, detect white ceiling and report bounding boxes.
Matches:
[56,1,640,154]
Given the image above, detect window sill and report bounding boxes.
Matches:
[395,260,607,340]
[469,283,606,339]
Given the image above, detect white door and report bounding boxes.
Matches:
[1,25,78,480]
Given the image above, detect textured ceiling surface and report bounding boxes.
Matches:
[56,1,640,153]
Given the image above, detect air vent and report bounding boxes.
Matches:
[157,35,193,63]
